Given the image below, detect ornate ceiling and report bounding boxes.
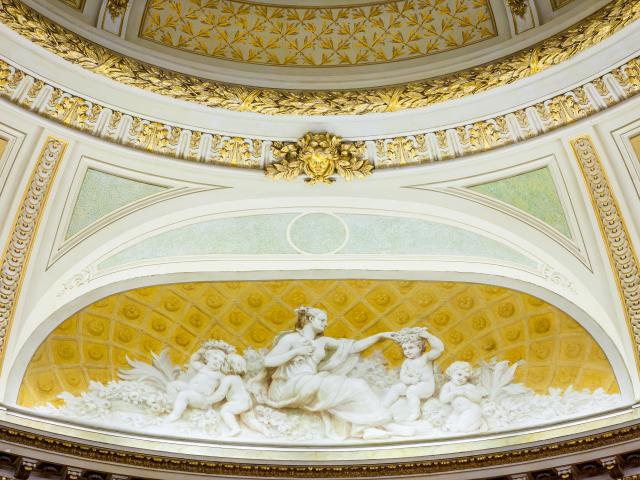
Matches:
[139,0,496,67]
[15,0,613,95]
[0,0,640,477]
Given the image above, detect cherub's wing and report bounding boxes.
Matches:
[481,359,528,399]
[118,348,177,389]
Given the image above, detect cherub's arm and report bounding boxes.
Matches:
[463,384,484,402]
[439,382,455,403]
[208,376,232,404]
[422,331,445,360]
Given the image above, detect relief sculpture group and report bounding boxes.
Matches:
[43,306,620,442]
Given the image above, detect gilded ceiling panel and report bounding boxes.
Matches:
[139,0,497,67]
[19,280,618,408]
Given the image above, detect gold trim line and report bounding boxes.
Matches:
[1,55,639,168]
[0,136,67,372]
[0,0,638,115]
[570,135,640,369]
[0,421,639,477]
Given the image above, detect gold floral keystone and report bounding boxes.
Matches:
[266,133,373,184]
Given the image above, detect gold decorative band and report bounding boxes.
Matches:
[0,137,67,371]
[1,55,639,170]
[0,0,638,115]
[0,421,639,477]
[571,136,640,367]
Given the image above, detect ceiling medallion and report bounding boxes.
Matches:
[266,133,373,184]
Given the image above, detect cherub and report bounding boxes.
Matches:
[165,345,228,422]
[439,361,485,433]
[383,327,444,421]
[208,353,252,436]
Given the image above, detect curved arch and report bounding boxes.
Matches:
[6,267,633,406]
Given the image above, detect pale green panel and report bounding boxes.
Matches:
[99,214,298,269]
[340,215,534,266]
[99,213,534,270]
[66,169,168,239]
[289,213,347,254]
[469,168,571,238]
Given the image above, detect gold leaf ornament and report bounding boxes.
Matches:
[266,133,373,184]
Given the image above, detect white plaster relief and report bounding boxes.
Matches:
[37,307,621,443]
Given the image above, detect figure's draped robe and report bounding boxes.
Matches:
[266,335,391,438]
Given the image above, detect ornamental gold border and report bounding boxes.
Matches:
[0,421,639,477]
[0,0,638,115]
[571,136,640,369]
[1,53,639,170]
[0,137,67,373]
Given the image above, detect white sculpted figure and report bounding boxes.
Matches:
[165,344,228,422]
[42,307,623,442]
[383,327,444,421]
[263,306,394,438]
[208,353,252,436]
[439,361,486,433]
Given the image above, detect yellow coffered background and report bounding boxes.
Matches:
[19,280,618,407]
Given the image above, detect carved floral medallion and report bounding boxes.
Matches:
[266,132,373,184]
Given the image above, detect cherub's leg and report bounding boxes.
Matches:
[382,383,407,408]
[220,403,243,436]
[166,391,196,422]
[459,404,484,432]
[405,383,432,421]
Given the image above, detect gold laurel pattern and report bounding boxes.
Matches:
[0,423,640,478]
[571,136,640,366]
[0,137,67,372]
[19,280,618,407]
[139,0,496,67]
[1,55,639,170]
[0,0,637,115]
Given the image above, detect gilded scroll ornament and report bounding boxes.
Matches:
[266,133,372,184]
[506,0,528,17]
[0,0,637,115]
[2,55,640,170]
[0,137,67,369]
[0,10,637,168]
[571,136,640,365]
[106,0,128,20]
